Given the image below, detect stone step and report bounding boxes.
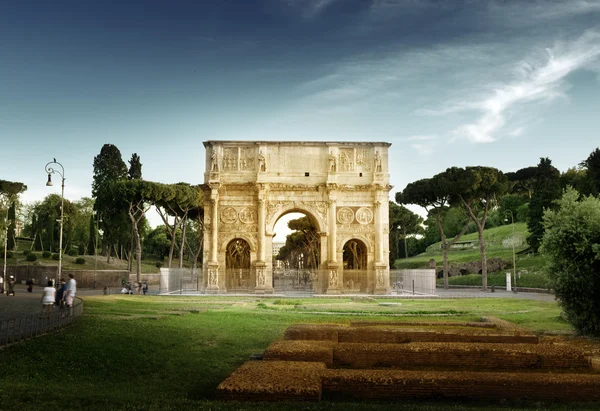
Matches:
[284,324,539,344]
[217,360,600,403]
[264,340,591,371]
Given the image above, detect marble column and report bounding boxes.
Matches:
[374,194,390,294]
[326,197,340,294]
[207,188,220,293]
[255,197,268,294]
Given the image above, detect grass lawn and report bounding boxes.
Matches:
[0,295,590,411]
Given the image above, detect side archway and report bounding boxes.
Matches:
[341,238,369,293]
[225,238,252,292]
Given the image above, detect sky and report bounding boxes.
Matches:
[1,0,600,237]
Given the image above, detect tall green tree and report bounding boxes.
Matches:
[397,176,471,289]
[128,153,143,180]
[92,144,128,262]
[505,166,537,198]
[541,187,600,336]
[527,157,561,253]
[446,166,508,291]
[154,183,203,268]
[580,147,600,196]
[0,180,27,241]
[389,202,423,260]
[127,153,143,271]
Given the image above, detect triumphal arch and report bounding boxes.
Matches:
[201,141,392,295]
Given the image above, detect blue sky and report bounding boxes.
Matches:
[2,0,600,230]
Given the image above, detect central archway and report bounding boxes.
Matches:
[271,211,321,293]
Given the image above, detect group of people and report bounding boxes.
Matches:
[41,273,76,315]
[120,281,148,295]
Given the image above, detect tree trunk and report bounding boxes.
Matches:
[477,224,488,291]
[179,217,187,268]
[460,196,490,291]
[167,216,179,268]
[402,227,408,259]
[435,216,449,289]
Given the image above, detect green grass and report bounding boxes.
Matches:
[0,295,584,411]
[394,223,549,276]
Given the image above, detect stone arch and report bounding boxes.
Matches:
[270,208,323,271]
[225,238,252,292]
[201,140,391,295]
[267,205,326,235]
[341,237,370,293]
[337,233,373,257]
[219,233,257,254]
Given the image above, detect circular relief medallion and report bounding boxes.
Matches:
[239,207,257,224]
[337,207,354,224]
[220,206,238,224]
[355,207,373,225]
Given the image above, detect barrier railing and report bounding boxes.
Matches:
[0,297,84,346]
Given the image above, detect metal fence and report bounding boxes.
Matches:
[159,267,437,296]
[389,269,437,295]
[0,297,84,347]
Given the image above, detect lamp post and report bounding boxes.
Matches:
[3,225,7,294]
[45,159,65,285]
[504,211,517,292]
[94,214,102,290]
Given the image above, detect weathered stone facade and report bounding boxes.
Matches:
[200,141,392,294]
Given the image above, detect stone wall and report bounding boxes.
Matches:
[4,266,129,288]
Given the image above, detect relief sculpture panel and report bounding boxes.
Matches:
[239,207,257,224]
[220,206,238,224]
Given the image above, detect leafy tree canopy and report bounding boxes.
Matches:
[541,187,600,336]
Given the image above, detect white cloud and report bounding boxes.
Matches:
[508,127,525,137]
[451,30,600,143]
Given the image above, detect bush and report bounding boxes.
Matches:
[1,251,13,259]
[51,253,60,261]
[42,251,51,258]
[541,188,600,336]
[75,257,86,264]
[22,249,30,255]
[26,253,37,262]
[155,262,163,268]
[68,249,78,257]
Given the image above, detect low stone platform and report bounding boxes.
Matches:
[284,323,539,344]
[217,320,600,404]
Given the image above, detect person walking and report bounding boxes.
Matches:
[65,273,76,315]
[41,280,56,316]
[55,278,67,308]
[7,276,15,296]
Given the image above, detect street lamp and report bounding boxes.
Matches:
[504,211,517,292]
[94,214,102,290]
[3,225,7,294]
[45,159,65,285]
